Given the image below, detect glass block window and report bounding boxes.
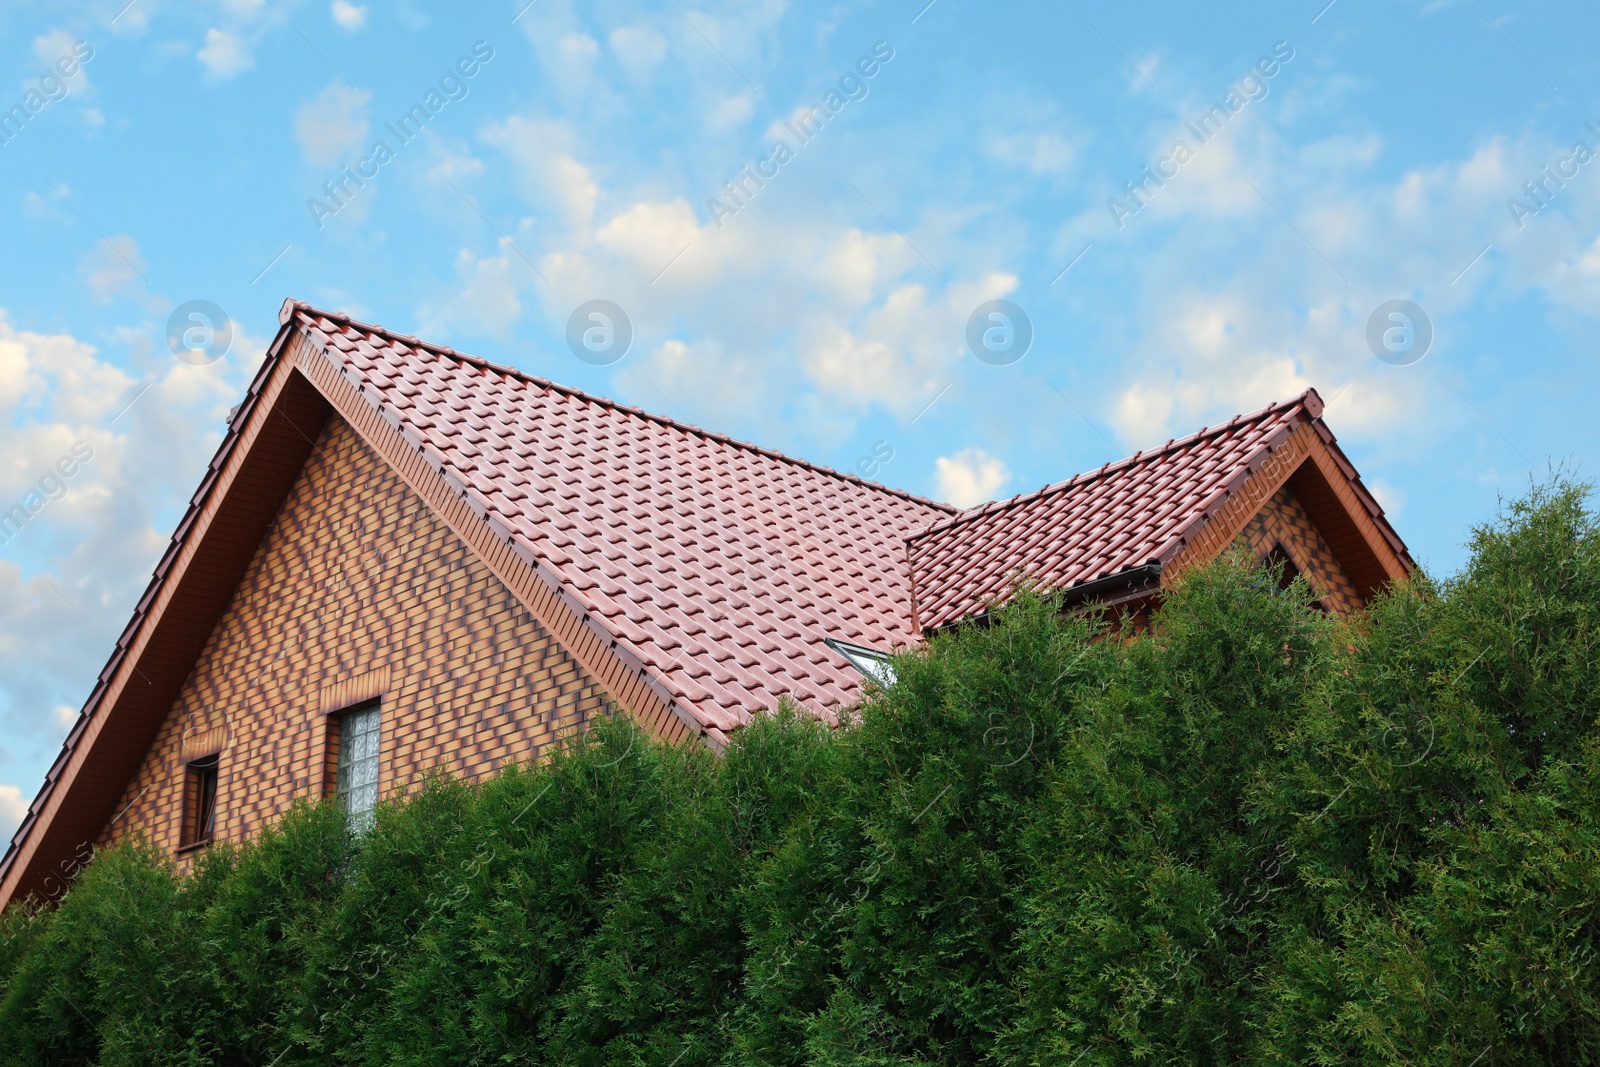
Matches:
[336,701,381,830]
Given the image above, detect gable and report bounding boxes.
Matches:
[907,396,1412,631]
[1161,419,1411,602]
[2,321,678,908]
[99,414,611,861]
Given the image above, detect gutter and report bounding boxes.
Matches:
[929,562,1164,636]
[1055,562,1164,610]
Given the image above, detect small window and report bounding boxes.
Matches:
[826,637,897,687]
[336,700,381,830]
[1264,544,1301,591]
[182,754,219,848]
[1262,543,1326,612]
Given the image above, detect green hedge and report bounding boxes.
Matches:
[3,480,1598,1066]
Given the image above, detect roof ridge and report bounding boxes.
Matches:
[906,388,1320,545]
[282,299,958,517]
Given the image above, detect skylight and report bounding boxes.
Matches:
[825,637,898,687]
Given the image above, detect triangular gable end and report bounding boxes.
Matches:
[0,319,328,907]
[0,302,699,909]
[1158,392,1413,600]
[97,412,616,861]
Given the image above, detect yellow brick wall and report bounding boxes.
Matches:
[100,414,611,859]
[1240,485,1363,615]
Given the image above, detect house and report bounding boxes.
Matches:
[0,299,1414,908]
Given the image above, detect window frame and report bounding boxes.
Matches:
[825,637,898,687]
[178,752,220,852]
[1263,542,1302,591]
[329,698,382,830]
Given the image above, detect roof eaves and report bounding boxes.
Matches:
[926,560,1165,634]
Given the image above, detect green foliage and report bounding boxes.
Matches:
[4,479,1600,1066]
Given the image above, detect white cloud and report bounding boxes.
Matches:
[197,28,253,78]
[610,24,667,79]
[1140,129,1259,223]
[79,235,146,303]
[0,785,25,840]
[765,105,823,146]
[32,29,91,91]
[1102,283,1405,449]
[935,448,1010,508]
[555,33,600,85]
[427,150,484,185]
[798,271,1016,420]
[293,81,371,166]
[595,199,702,274]
[443,120,1029,448]
[434,240,527,341]
[562,33,600,61]
[987,130,1075,176]
[481,116,599,233]
[1087,125,1600,450]
[708,93,754,133]
[330,0,366,30]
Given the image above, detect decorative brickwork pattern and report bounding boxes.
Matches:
[1239,485,1362,615]
[101,414,610,861]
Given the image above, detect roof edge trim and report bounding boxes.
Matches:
[1152,416,1308,569]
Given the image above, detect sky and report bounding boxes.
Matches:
[0,0,1596,840]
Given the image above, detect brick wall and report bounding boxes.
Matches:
[1239,485,1363,615]
[101,414,612,860]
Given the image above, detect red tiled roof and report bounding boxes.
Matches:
[906,391,1322,631]
[288,305,954,732]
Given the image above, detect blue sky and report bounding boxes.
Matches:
[0,0,1596,837]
